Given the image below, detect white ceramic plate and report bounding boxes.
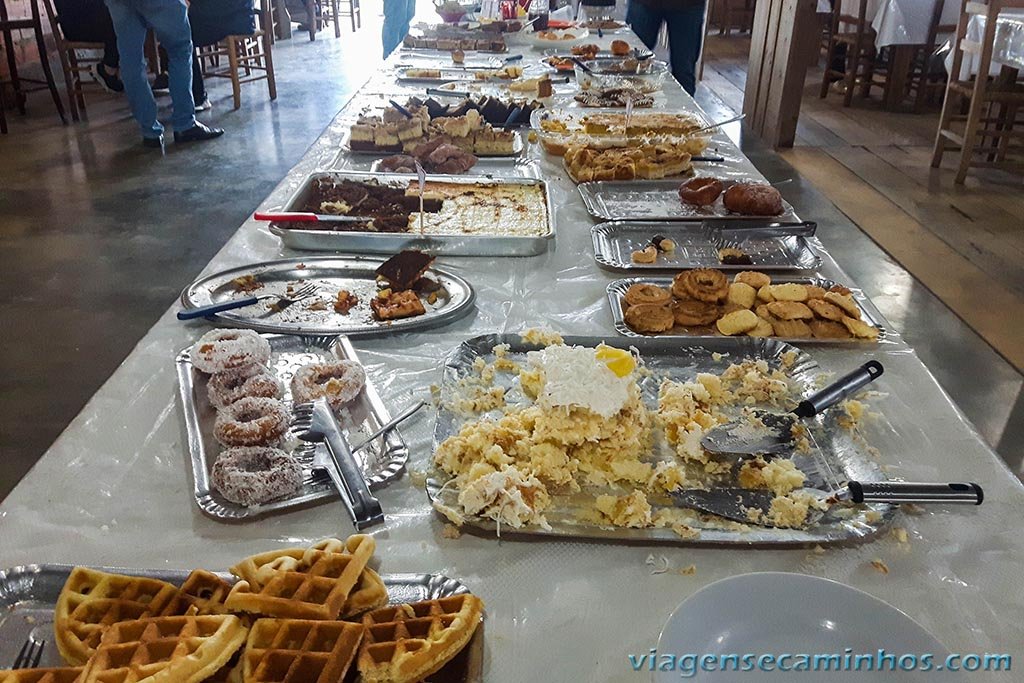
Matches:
[655,572,962,682]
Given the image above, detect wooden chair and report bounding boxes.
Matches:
[932,0,1024,183]
[319,0,360,37]
[39,0,107,122]
[0,0,67,127]
[906,0,958,112]
[819,0,878,106]
[199,0,277,110]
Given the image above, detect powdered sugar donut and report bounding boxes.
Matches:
[290,361,366,412]
[211,446,303,506]
[207,365,284,410]
[190,329,271,374]
[213,396,291,447]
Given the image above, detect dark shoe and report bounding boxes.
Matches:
[194,97,212,112]
[151,73,170,94]
[173,121,225,143]
[142,134,165,149]
[91,63,124,93]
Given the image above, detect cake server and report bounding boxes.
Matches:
[294,398,385,530]
[253,211,374,224]
[673,482,984,529]
[701,361,884,459]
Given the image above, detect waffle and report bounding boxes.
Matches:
[241,619,364,683]
[229,546,387,618]
[55,568,233,665]
[358,594,484,683]
[225,536,376,620]
[79,615,247,683]
[0,668,83,683]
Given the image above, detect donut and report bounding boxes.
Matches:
[207,365,284,410]
[290,361,366,412]
[191,329,271,374]
[682,268,729,303]
[214,397,291,447]
[722,183,784,216]
[678,177,724,207]
[624,304,674,333]
[211,446,303,506]
[624,283,671,307]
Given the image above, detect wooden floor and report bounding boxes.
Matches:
[700,33,1024,372]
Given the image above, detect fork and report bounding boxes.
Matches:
[14,637,44,670]
[177,283,319,320]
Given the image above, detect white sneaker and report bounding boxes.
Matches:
[195,98,212,112]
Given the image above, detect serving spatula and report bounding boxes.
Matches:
[673,481,984,528]
[701,361,884,459]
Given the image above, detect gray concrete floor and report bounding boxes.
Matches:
[1,15,1021,502]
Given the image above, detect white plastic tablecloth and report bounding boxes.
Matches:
[2,34,1023,681]
[817,0,959,48]
[946,9,1024,77]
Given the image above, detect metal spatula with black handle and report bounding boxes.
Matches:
[701,360,884,458]
[674,481,984,528]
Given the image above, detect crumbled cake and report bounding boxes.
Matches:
[594,490,653,528]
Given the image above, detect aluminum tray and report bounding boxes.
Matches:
[176,334,408,521]
[592,220,822,272]
[428,334,893,546]
[0,564,482,681]
[179,256,475,336]
[274,171,554,256]
[607,276,888,343]
[578,179,800,222]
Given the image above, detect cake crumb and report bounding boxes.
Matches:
[408,469,427,487]
[442,524,462,539]
[520,327,563,347]
[677,564,697,576]
[890,527,909,544]
[869,558,890,575]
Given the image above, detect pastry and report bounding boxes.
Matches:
[768,283,809,301]
[718,247,752,265]
[809,319,851,339]
[375,250,435,291]
[371,290,427,321]
[765,301,814,320]
[734,271,771,290]
[631,245,658,263]
[624,303,675,332]
[722,183,784,216]
[624,283,671,306]
[211,446,303,507]
[824,291,862,318]
[841,315,879,339]
[807,298,845,321]
[671,300,720,326]
[769,318,812,338]
[747,317,775,337]
[678,176,723,206]
[241,619,364,683]
[727,282,757,309]
[611,39,631,56]
[715,309,759,335]
[681,268,729,303]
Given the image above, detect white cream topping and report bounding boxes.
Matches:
[526,345,631,418]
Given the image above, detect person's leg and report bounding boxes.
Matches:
[138,0,195,132]
[625,0,663,52]
[664,1,707,96]
[105,0,162,138]
[192,52,208,106]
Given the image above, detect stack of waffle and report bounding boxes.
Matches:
[2,535,483,683]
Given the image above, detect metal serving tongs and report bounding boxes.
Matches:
[702,219,817,251]
[702,361,885,462]
[294,398,384,530]
[673,481,985,529]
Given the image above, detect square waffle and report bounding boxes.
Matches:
[0,668,83,683]
[55,569,233,666]
[225,536,376,620]
[358,594,484,683]
[79,615,247,683]
[241,619,364,683]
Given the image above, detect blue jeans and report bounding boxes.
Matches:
[105,0,196,137]
[382,0,416,58]
[626,0,706,96]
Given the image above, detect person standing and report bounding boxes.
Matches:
[626,0,707,96]
[104,0,223,147]
[382,0,417,58]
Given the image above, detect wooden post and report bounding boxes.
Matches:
[743,0,818,148]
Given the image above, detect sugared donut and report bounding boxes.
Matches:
[211,446,303,506]
[679,177,724,207]
[722,182,784,216]
[213,396,291,447]
[207,365,284,410]
[290,361,366,412]
[191,329,271,374]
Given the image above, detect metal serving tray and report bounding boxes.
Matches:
[176,334,408,521]
[0,564,482,681]
[274,171,554,257]
[607,276,888,343]
[180,256,475,336]
[578,179,800,222]
[427,334,893,546]
[592,220,822,272]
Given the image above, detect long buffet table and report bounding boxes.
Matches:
[3,32,1023,679]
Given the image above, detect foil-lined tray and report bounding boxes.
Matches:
[0,564,481,682]
[592,220,822,272]
[607,276,889,343]
[176,334,408,521]
[427,334,894,546]
[578,179,800,221]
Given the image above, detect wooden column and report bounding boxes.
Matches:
[743,0,818,148]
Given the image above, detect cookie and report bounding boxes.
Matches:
[625,283,671,307]
[809,319,851,339]
[672,299,720,326]
[770,318,812,338]
[807,298,845,321]
[841,315,878,339]
[757,284,775,303]
[625,303,675,333]
[769,283,809,302]
[805,285,827,300]
[766,301,814,320]
[716,309,759,335]
[734,271,771,290]
[727,282,757,309]
[824,291,861,319]
[747,317,775,337]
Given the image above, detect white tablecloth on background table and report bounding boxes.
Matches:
[946,8,1024,77]
[1,33,1022,681]
[817,0,959,48]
